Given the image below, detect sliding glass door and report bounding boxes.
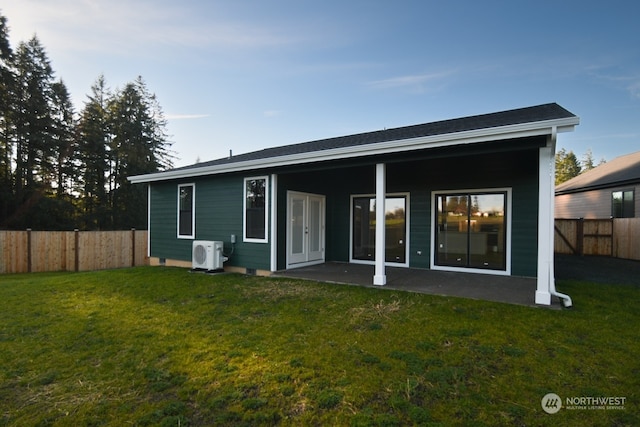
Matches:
[352,195,407,264]
[435,192,507,271]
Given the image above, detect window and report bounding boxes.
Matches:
[351,195,407,264]
[434,190,509,271]
[177,184,195,238]
[612,190,634,218]
[244,177,268,242]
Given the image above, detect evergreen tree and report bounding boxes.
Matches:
[107,76,172,229]
[11,36,55,227]
[0,13,14,225]
[582,148,595,171]
[49,79,76,196]
[77,75,111,229]
[555,148,581,185]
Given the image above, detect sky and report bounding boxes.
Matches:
[2,0,639,168]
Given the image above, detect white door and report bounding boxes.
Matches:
[287,192,325,267]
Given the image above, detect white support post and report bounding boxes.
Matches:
[373,163,387,285]
[535,132,555,305]
[270,173,278,272]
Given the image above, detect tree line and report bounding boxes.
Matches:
[555,148,606,186]
[0,13,172,230]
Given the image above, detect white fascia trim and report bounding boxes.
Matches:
[129,117,579,184]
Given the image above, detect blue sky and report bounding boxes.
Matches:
[3,0,639,167]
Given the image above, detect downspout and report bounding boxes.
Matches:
[548,127,573,308]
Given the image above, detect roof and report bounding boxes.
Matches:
[555,150,640,195]
[130,103,579,183]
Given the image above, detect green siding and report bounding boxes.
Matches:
[276,144,541,276]
[150,174,271,271]
[150,136,543,277]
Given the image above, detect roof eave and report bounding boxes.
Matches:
[129,116,579,184]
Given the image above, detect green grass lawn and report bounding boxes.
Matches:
[0,267,638,426]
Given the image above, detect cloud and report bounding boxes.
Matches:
[366,70,456,93]
[626,80,640,99]
[165,113,210,120]
[263,110,282,118]
[3,0,298,56]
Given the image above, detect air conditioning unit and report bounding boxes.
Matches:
[192,240,224,271]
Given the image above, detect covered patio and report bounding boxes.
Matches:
[275,262,563,308]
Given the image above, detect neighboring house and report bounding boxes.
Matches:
[555,151,640,219]
[129,103,579,306]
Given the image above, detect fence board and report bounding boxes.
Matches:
[614,218,640,261]
[555,218,640,261]
[0,231,28,274]
[554,219,578,254]
[583,219,613,256]
[0,230,148,274]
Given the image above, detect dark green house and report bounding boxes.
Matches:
[129,103,579,306]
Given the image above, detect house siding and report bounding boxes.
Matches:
[150,174,271,271]
[555,184,640,219]
[149,137,542,277]
[275,142,541,277]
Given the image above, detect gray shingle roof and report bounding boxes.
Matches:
[174,103,576,172]
[555,150,640,194]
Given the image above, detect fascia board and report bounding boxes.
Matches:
[129,116,579,183]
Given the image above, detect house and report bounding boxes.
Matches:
[128,103,579,306]
[555,150,640,219]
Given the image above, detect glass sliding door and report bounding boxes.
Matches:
[352,195,407,264]
[435,192,506,271]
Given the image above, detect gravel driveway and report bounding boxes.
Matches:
[555,254,640,286]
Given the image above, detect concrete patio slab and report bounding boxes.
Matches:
[275,262,563,308]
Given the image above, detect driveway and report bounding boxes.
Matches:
[555,254,640,286]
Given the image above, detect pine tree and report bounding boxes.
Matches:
[11,36,55,227]
[555,148,581,185]
[107,76,172,229]
[77,75,111,229]
[49,79,76,196]
[0,13,14,225]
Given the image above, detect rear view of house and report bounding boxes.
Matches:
[129,103,579,306]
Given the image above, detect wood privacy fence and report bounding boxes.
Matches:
[555,218,640,261]
[0,229,148,274]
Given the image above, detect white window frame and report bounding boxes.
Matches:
[349,192,410,267]
[177,183,196,239]
[243,176,269,243]
[430,187,512,276]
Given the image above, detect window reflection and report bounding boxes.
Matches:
[352,196,406,263]
[436,192,506,270]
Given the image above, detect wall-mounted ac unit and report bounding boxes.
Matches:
[192,240,224,271]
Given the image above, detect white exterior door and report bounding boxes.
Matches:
[287,191,325,268]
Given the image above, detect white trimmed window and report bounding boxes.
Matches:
[244,176,269,243]
[432,188,512,275]
[177,183,195,238]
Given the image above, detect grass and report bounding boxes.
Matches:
[0,267,638,426]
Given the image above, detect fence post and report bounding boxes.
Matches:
[576,218,584,256]
[26,228,32,273]
[131,228,136,267]
[74,229,79,272]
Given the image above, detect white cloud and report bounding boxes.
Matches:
[3,0,298,56]
[366,70,456,93]
[166,113,210,120]
[263,110,282,118]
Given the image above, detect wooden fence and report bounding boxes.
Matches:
[555,218,640,261]
[0,229,148,274]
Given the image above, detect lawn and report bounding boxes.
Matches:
[0,267,638,426]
